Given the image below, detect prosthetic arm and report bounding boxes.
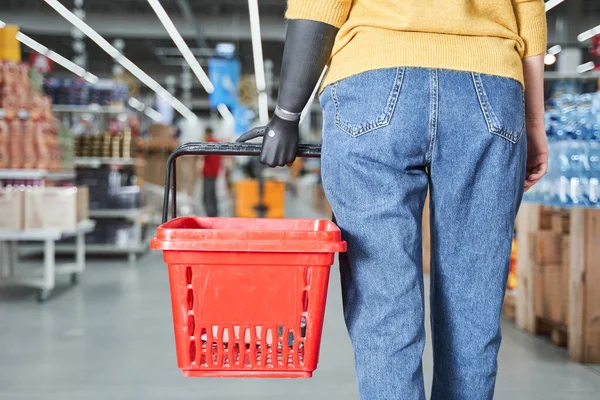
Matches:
[236,20,338,167]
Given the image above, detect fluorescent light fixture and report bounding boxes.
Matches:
[217,103,235,125]
[144,107,163,122]
[248,0,266,92]
[15,32,49,55]
[147,0,215,94]
[578,25,600,42]
[545,0,565,12]
[258,92,269,124]
[547,45,562,55]
[576,62,595,74]
[16,31,99,83]
[83,72,99,84]
[44,0,197,122]
[128,97,145,112]
[544,54,557,66]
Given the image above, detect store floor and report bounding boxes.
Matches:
[1,196,599,400]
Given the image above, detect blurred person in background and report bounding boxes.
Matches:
[238,0,548,399]
[202,127,222,217]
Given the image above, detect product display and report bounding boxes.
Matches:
[44,78,128,106]
[23,186,88,231]
[0,60,65,172]
[526,93,600,207]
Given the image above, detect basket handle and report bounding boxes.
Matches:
[162,142,322,223]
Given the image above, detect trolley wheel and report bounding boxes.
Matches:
[36,289,51,303]
[70,273,79,285]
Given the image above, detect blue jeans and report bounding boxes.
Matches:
[319,68,527,400]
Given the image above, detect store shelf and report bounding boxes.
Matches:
[544,71,600,80]
[52,104,127,114]
[89,207,147,220]
[0,219,96,241]
[75,157,137,167]
[0,169,76,181]
[0,109,30,120]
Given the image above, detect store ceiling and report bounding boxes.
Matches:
[1,0,599,112]
[1,0,287,111]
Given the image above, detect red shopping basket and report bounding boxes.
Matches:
[151,142,346,378]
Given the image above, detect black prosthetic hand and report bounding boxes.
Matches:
[237,19,338,167]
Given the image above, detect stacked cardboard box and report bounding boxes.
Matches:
[0,186,88,231]
[531,231,570,325]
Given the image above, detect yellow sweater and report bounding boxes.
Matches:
[286,0,547,88]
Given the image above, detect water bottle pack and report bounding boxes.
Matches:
[525,92,600,208]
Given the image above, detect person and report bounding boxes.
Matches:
[202,127,222,217]
[238,1,548,399]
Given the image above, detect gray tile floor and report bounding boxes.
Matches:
[1,197,599,400]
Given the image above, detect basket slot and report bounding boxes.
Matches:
[249,325,258,367]
[244,327,252,367]
[216,326,225,367]
[200,327,208,366]
[265,328,274,367]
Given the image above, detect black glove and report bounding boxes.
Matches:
[236,115,299,167]
[236,19,338,167]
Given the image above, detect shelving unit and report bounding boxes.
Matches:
[52,104,127,114]
[0,169,76,181]
[52,207,151,262]
[75,157,138,168]
[0,220,96,302]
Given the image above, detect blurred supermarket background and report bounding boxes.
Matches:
[0,1,599,399]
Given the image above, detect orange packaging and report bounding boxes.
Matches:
[22,120,36,169]
[41,96,53,121]
[16,88,29,110]
[0,120,8,169]
[1,89,18,119]
[8,119,22,169]
[29,93,42,121]
[2,61,19,90]
[18,63,30,89]
[34,121,49,170]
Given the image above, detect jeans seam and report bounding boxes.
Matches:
[427,69,439,163]
[332,67,404,137]
[471,72,521,144]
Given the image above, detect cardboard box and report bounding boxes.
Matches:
[551,212,570,235]
[530,231,563,265]
[150,124,173,140]
[24,187,78,231]
[77,186,89,222]
[533,236,570,326]
[0,188,23,230]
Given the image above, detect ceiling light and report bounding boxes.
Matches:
[44,0,197,122]
[16,31,99,83]
[258,92,269,124]
[578,25,600,42]
[15,32,49,55]
[545,0,566,12]
[128,97,145,112]
[83,72,99,84]
[547,45,562,55]
[147,0,215,94]
[145,107,163,122]
[576,62,595,74]
[248,0,268,123]
[544,54,556,65]
[217,103,235,125]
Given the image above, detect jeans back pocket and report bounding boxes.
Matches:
[331,67,405,137]
[471,72,525,144]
